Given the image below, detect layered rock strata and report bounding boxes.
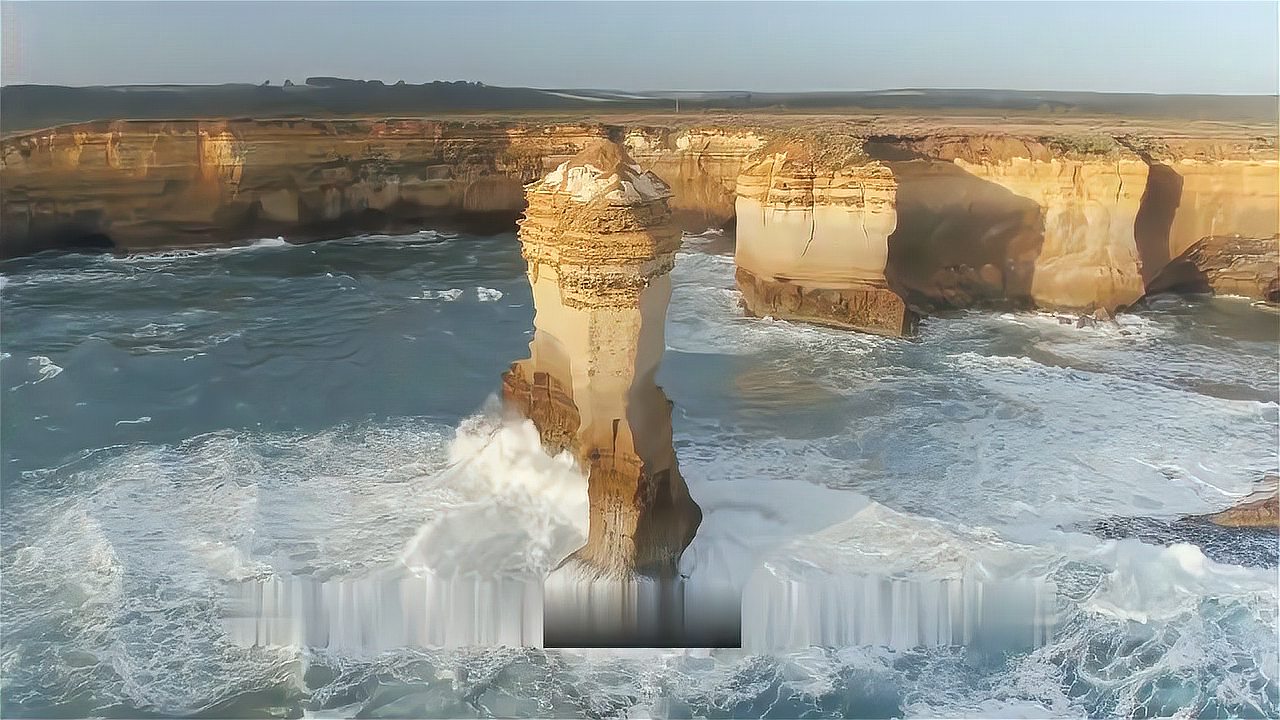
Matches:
[0,120,767,257]
[3,119,1276,315]
[733,138,918,336]
[0,119,608,255]
[500,140,717,646]
[872,135,1279,312]
[870,136,1149,312]
[1144,234,1280,301]
[625,127,767,230]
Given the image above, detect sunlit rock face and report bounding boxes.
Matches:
[733,138,918,337]
[0,119,607,255]
[1130,139,1280,300]
[873,135,1151,313]
[625,127,768,231]
[502,139,722,646]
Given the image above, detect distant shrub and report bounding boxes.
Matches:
[1043,134,1117,157]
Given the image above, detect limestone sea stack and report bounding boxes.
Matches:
[501,139,718,646]
[733,137,918,337]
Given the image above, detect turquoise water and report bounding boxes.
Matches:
[2,231,1276,718]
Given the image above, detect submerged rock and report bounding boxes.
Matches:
[1204,476,1279,529]
[1078,476,1279,567]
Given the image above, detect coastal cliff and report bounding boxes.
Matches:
[500,140,710,646]
[869,136,1147,312]
[733,137,917,336]
[3,117,1276,314]
[0,119,605,255]
[625,127,767,230]
[874,135,1278,311]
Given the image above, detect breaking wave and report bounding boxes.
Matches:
[3,234,1276,717]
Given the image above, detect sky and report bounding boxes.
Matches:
[2,1,1277,94]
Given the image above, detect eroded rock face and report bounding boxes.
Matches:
[0,119,607,255]
[874,136,1150,312]
[1134,141,1280,271]
[625,127,768,230]
[4,120,1275,317]
[875,135,1279,312]
[733,139,918,336]
[501,140,713,646]
[1145,234,1280,301]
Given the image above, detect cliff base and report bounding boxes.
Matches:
[736,266,919,337]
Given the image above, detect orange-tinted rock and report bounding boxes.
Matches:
[736,266,918,337]
[1205,477,1279,529]
[733,138,917,336]
[504,139,698,579]
[503,139,714,645]
[1145,234,1280,301]
[0,119,607,255]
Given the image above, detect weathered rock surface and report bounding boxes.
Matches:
[1145,234,1280,301]
[625,127,767,230]
[3,118,1276,318]
[1132,143,1280,275]
[735,266,918,336]
[0,119,614,255]
[1205,477,1279,530]
[733,138,918,336]
[871,136,1150,312]
[0,120,766,257]
[500,140,710,645]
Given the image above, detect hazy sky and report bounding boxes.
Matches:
[2,1,1277,93]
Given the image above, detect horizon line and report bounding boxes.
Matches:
[2,82,1277,98]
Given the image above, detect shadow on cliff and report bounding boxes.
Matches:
[2,209,117,257]
[1130,157,1204,299]
[865,140,1046,310]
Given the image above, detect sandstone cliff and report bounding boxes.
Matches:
[1,119,607,255]
[500,140,706,646]
[0,120,767,257]
[870,134,1278,312]
[733,137,918,336]
[625,127,767,230]
[3,117,1276,315]
[869,135,1150,312]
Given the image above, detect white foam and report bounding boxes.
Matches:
[28,355,63,384]
[106,236,292,264]
[399,411,587,576]
[1084,540,1277,624]
[742,503,1058,652]
[411,288,463,301]
[475,287,504,302]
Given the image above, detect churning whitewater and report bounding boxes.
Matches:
[1,231,1276,718]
